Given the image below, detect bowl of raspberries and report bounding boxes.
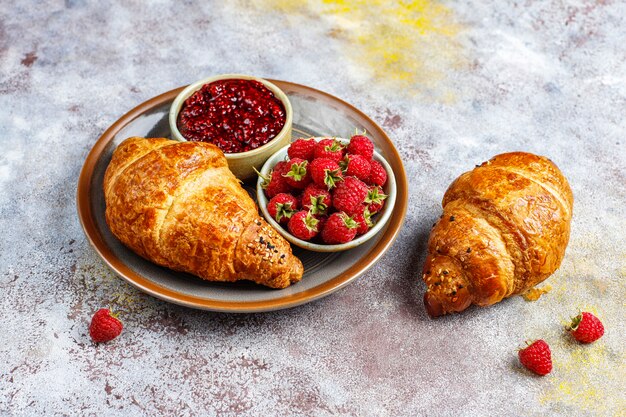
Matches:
[256,134,396,252]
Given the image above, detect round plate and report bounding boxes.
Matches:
[76,80,408,312]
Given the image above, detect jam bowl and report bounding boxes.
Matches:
[169,74,293,180]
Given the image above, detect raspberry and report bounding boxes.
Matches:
[332,177,369,215]
[314,138,345,162]
[273,160,290,176]
[287,138,316,161]
[309,158,344,189]
[321,212,358,244]
[353,206,374,235]
[518,340,552,376]
[282,158,311,189]
[367,160,387,187]
[267,193,298,224]
[341,154,371,181]
[89,308,123,343]
[314,214,328,234]
[257,164,290,198]
[288,210,320,241]
[301,184,332,215]
[347,134,374,160]
[567,312,605,343]
[365,185,388,214]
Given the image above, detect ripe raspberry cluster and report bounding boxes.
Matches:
[259,134,388,244]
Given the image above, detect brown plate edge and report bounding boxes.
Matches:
[76,81,409,313]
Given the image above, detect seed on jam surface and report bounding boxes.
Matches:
[177,79,286,153]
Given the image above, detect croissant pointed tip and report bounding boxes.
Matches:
[424,291,444,318]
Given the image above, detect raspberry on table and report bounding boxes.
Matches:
[518,339,552,376]
[567,312,605,343]
[89,308,123,343]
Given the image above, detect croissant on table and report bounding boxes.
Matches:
[103,137,303,289]
[422,152,573,317]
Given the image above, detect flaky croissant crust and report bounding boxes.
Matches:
[422,152,573,317]
[104,137,303,289]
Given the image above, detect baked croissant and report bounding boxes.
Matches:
[104,137,303,289]
[422,152,573,317]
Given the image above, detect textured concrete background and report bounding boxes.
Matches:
[1,1,625,416]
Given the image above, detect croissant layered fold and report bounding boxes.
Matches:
[422,152,573,317]
[104,137,303,288]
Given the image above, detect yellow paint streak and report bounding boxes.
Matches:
[72,259,154,315]
[522,234,626,414]
[255,0,464,100]
[261,0,306,13]
[323,0,462,89]
[539,342,626,414]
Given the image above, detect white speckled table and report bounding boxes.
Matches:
[1,1,624,416]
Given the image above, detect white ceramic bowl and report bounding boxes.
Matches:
[169,74,293,181]
[257,137,397,252]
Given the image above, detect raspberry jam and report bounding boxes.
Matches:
[177,79,286,153]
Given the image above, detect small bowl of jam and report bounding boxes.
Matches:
[169,74,293,180]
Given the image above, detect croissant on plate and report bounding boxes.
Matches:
[103,137,303,289]
[422,152,573,317]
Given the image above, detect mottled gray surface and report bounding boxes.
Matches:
[1,1,625,416]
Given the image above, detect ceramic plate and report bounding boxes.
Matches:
[77,80,408,312]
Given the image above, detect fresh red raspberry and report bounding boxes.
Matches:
[567,312,605,343]
[267,193,298,224]
[287,138,317,161]
[273,160,290,175]
[365,185,388,214]
[288,210,320,241]
[321,212,358,244]
[314,214,328,234]
[282,158,311,189]
[353,206,374,235]
[301,184,332,215]
[518,340,552,376]
[89,308,123,343]
[332,177,369,215]
[257,164,291,198]
[341,154,371,181]
[347,134,374,160]
[309,158,344,189]
[314,138,345,162]
[367,160,387,187]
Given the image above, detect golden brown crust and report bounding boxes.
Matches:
[104,137,303,289]
[422,152,573,317]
